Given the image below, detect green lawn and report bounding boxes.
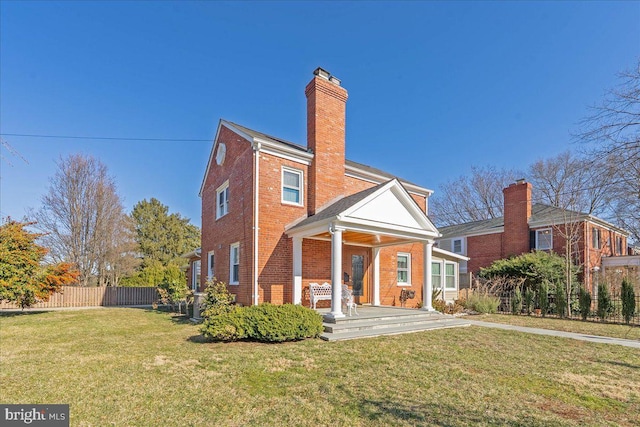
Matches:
[1,308,639,427]
[473,313,640,341]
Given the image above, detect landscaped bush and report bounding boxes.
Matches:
[537,281,550,317]
[524,287,535,315]
[578,286,591,321]
[200,299,324,343]
[597,283,614,321]
[621,278,636,325]
[465,294,500,314]
[511,287,523,315]
[554,282,567,318]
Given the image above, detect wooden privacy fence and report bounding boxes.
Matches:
[0,286,159,309]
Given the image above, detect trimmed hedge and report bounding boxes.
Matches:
[201,303,324,343]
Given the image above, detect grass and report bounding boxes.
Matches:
[0,308,638,427]
[473,313,640,341]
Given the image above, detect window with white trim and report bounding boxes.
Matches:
[191,260,201,291]
[452,239,463,254]
[207,251,215,279]
[229,243,240,285]
[397,253,411,285]
[445,263,456,290]
[536,228,553,250]
[282,167,303,206]
[431,262,442,290]
[592,228,601,249]
[216,181,229,219]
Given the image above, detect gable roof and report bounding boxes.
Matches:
[286,179,440,246]
[200,119,433,197]
[438,203,629,239]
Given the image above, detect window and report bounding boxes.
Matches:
[452,239,463,254]
[592,228,601,249]
[216,181,229,219]
[397,253,411,285]
[445,263,456,290]
[616,236,623,255]
[207,251,215,279]
[282,167,303,205]
[229,243,240,285]
[431,262,442,290]
[535,228,553,250]
[191,260,201,291]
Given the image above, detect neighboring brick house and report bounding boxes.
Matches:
[437,179,630,293]
[187,68,466,318]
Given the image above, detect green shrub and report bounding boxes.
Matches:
[621,278,636,325]
[201,306,248,341]
[511,287,523,315]
[201,278,235,318]
[200,303,323,343]
[597,283,613,321]
[523,287,535,315]
[578,286,592,321]
[554,282,567,318]
[537,281,549,317]
[466,294,500,314]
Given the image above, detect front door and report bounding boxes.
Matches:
[350,252,369,304]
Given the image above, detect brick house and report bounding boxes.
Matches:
[437,179,630,293]
[188,68,467,319]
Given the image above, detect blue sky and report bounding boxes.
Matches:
[1,1,638,228]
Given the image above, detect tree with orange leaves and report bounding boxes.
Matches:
[0,219,78,309]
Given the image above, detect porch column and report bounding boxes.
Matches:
[372,247,381,306]
[328,226,345,319]
[292,237,303,305]
[422,241,435,311]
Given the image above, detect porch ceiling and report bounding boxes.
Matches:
[312,230,416,247]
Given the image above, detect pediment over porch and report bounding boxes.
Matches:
[286,179,440,246]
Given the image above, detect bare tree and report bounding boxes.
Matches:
[33,154,138,286]
[528,151,613,215]
[430,166,522,226]
[575,60,640,243]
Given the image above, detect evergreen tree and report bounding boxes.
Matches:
[621,278,636,325]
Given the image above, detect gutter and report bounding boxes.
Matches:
[252,141,261,306]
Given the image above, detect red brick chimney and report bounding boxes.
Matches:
[305,67,348,215]
[502,179,532,257]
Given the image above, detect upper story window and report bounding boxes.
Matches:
[445,263,456,290]
[536,228,553,250]
[229,242,240,285]
[397,252,411,285]
[282,167,303,206]
[592,228,601,249]
[616,236,623,255]
[207,251,215,279]
[216,181,229,219]
[452,239,463,254]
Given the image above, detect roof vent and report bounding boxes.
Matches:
[515,178,526,185]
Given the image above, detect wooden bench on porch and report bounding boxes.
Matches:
[309,282,332,309]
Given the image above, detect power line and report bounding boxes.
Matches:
[0,133,211,142]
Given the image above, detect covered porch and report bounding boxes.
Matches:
[286,179,441,320]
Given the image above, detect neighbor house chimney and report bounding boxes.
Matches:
[305,67,348,215]
[502,179,532,257]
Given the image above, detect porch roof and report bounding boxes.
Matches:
[286,179,441,247]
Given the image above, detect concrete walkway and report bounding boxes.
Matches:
[467,319,640,349]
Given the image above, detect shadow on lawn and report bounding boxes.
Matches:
[335,385,530,427]
[597,359,640,370]
[0,310,50,318]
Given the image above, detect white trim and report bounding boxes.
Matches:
[281,166,304,206]
[229,242,240,285]
[216,180,229,219]
[252,144,260,305]
[396,252,411,286]
[192,260,201,292]
[344,163,433,197]
[207,250,215,279]
[535,228,553,250]
[432,247,469,261]
[444,262,456,290]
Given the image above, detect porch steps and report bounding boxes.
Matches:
[320,309,470,341]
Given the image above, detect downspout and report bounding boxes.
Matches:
[252,141,261,306]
